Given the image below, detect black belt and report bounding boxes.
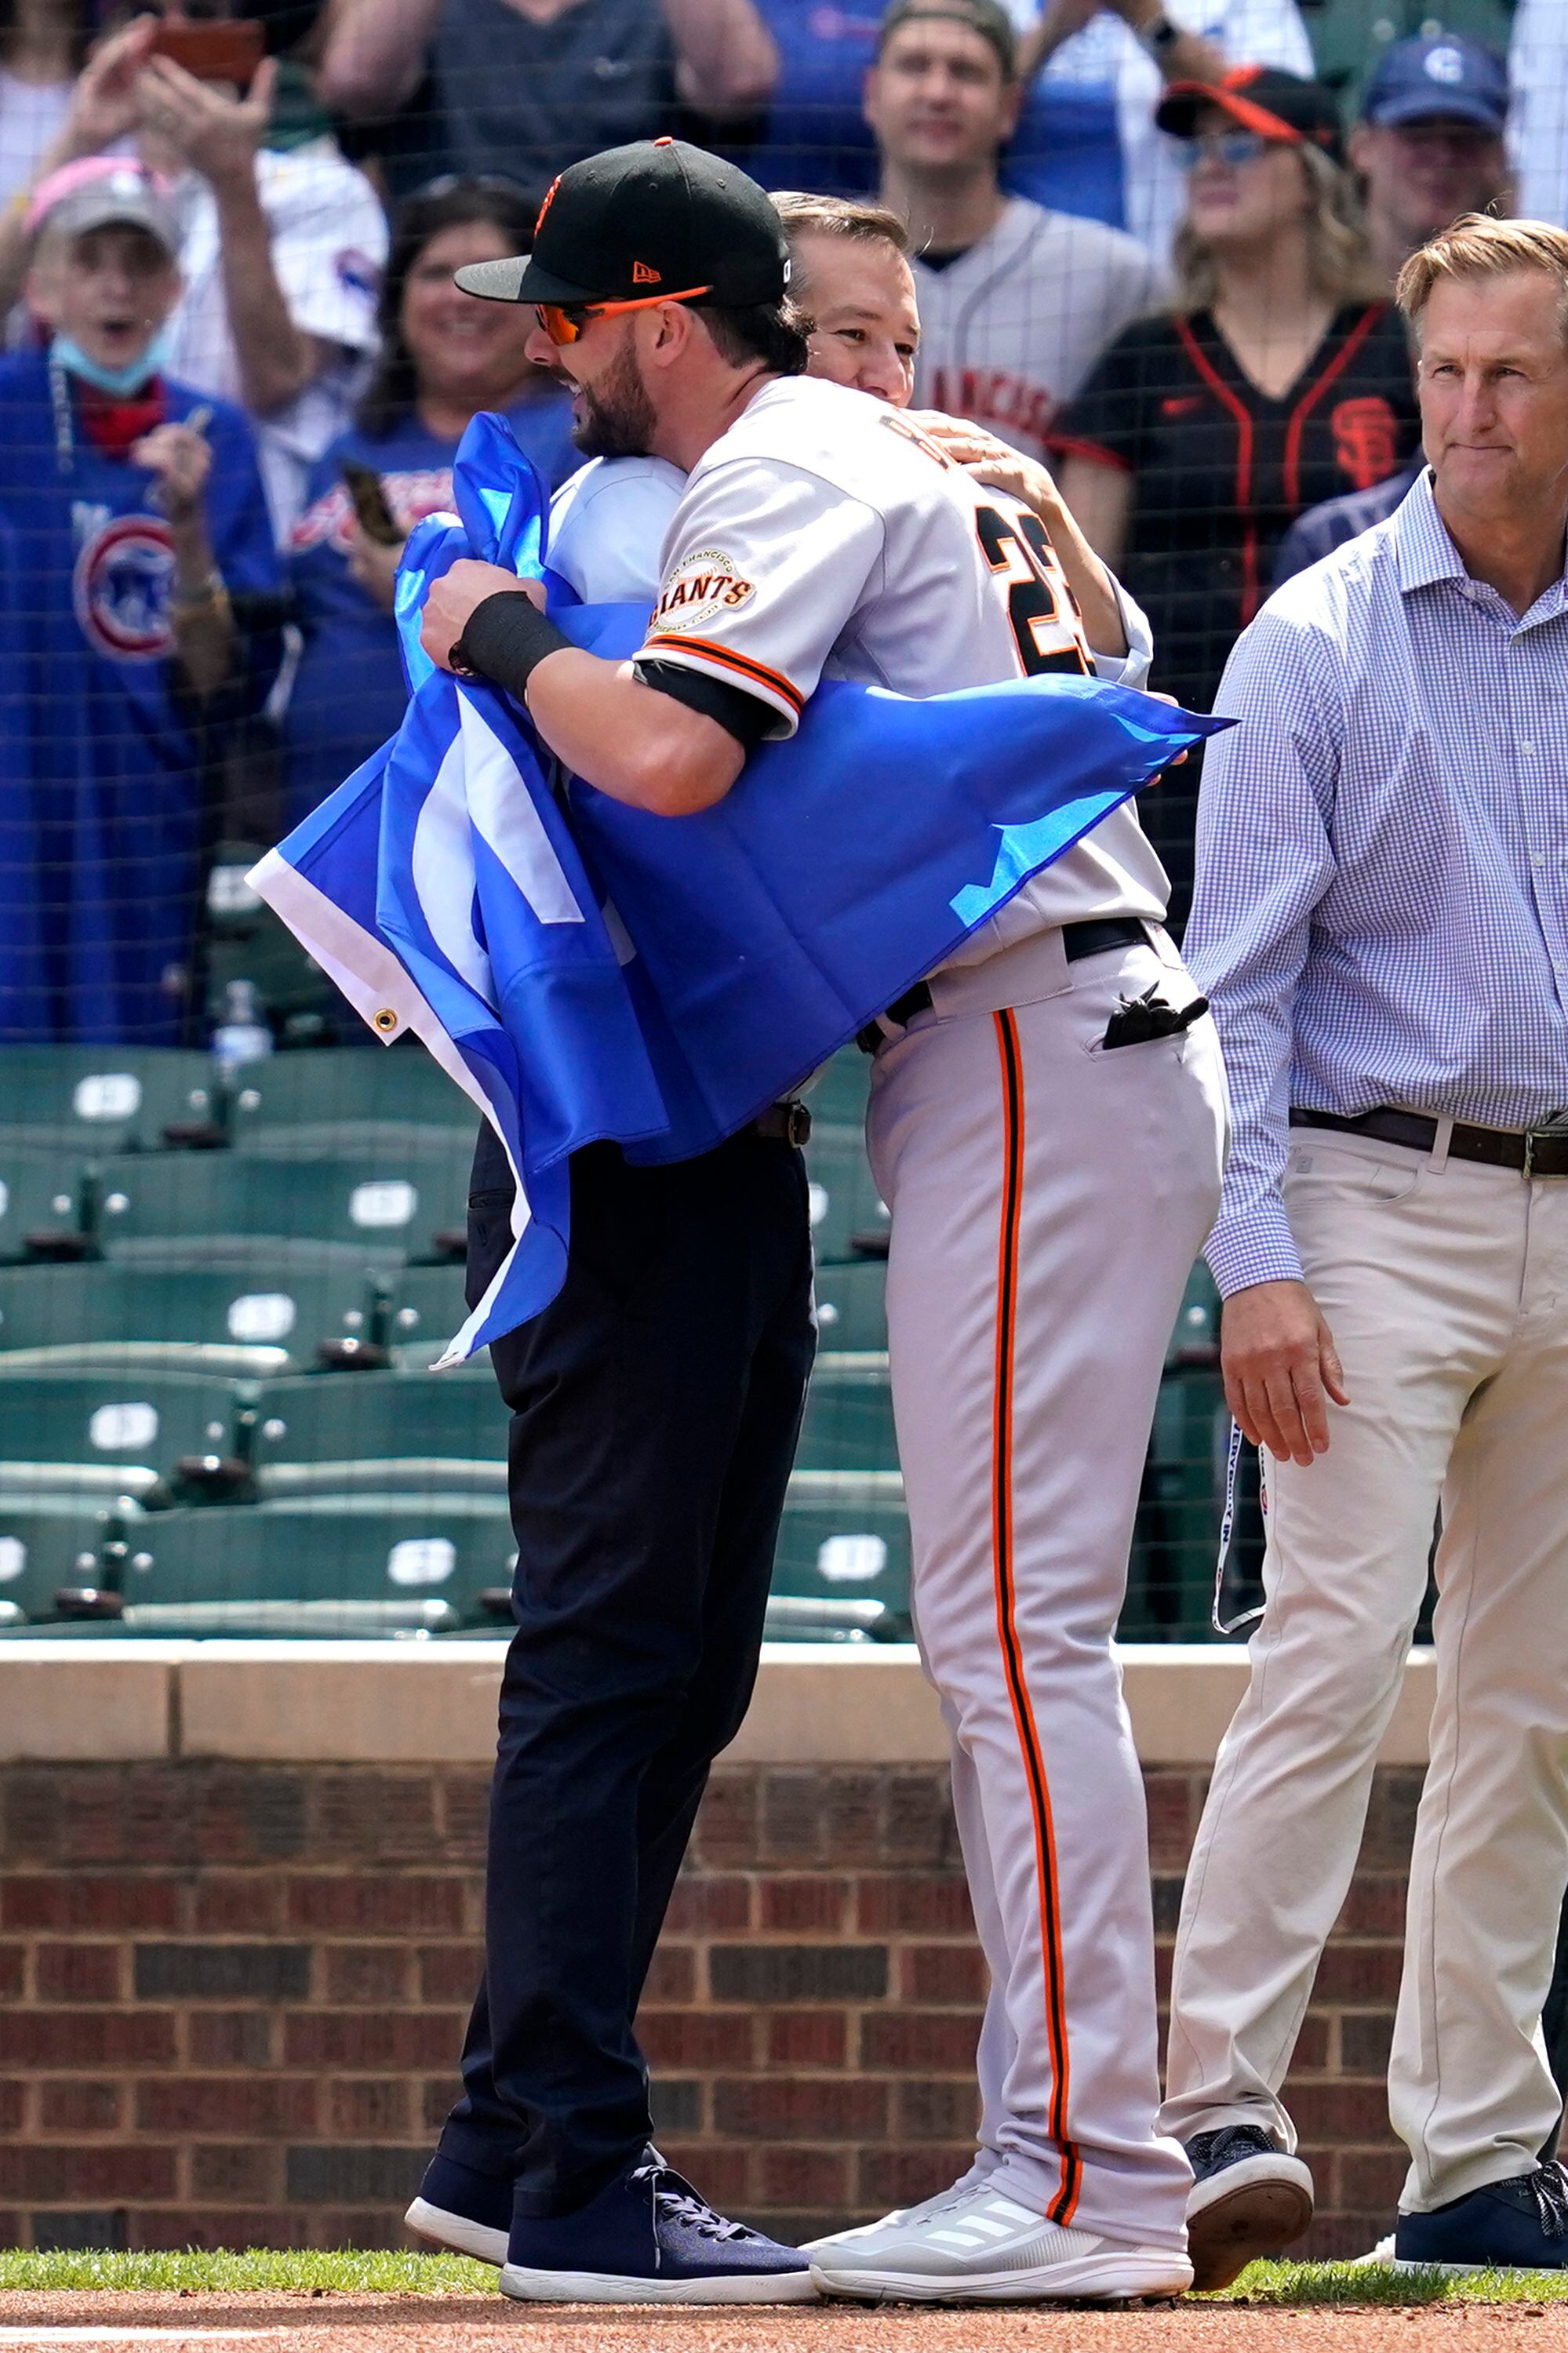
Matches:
[1290,1105,1568,1180]
[857,918,1151,1054]
[751,1100,811,1145]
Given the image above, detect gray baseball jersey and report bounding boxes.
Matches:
[911,198,1165,464]
[637,374,1169,951]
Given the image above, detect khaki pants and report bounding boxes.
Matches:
[1162,1126,1568,2209]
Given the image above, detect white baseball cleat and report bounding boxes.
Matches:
[800,2166,999,2257]
[806,2180,1193,2303]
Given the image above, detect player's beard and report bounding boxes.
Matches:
[572,340,657,458]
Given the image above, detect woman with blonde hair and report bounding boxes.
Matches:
[1054,69,1418,918]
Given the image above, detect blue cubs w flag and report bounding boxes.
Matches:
[251,413,1226,1362]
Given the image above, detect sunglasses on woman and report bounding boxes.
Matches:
[534,285,713,346]
[1179,129,1282,170]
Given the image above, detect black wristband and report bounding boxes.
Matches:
[452,589,572,698]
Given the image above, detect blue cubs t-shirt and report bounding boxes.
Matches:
[282,390,578,826]
[0,353,281,1042]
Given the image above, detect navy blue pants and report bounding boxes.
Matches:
[438,1128,814,2217]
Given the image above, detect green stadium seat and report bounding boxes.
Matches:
[805,1048,868,1128]
[93,1140,472,1265]
[384,1263,471,1360]
[812,1260,887,1352]
[249,1367,506,1480]
[0,1494,128,1620]
[0,1150,87,1263]
[0,1047,217,1151]
[118,1494,515,1624]
[226,1043,475,1155]
[1166,1258,1220,1369]
[0,1368,242,1478]
[772,1470,910,1628]
[1124,1363,1228,1642]
[803,1124,889,1265]
[796,1353,898,1473]
[0,1262,381,1368]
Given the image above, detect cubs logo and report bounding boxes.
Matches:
[73,512,176,661]
[1330,396,1399,492]
[652,547,755,632]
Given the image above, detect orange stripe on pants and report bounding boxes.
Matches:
[991,1008,1080,2224]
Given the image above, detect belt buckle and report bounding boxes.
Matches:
[784,1100,811,1147]
[1522,1126,1567,1180]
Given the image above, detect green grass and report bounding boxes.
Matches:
[1209,2258,1568,2305]
[0,2249,493,2293]
[0,2249,1564,2303]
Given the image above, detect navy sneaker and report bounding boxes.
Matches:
[500,2155,816,2304]
[1183,2124,1315,2291]
[406,2151,515,2267]
[1394,2163,1568,2273]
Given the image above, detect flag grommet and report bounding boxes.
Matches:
[373,1007,398,1032]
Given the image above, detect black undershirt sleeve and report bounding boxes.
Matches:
[635,658,776,751]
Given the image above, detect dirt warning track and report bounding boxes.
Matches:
[1,2295,1565,2353]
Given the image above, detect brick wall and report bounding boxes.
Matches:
[0,1761,1417,2258]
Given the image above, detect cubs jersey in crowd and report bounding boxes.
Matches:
[911,198,1164,464]
[638,373,1170,955]
[1054,302,1420,712]
[283,391,577,825]
[0,355,280,1044]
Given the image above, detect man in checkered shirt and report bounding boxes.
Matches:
[1160,213,1568,2285]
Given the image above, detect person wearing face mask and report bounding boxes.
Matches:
[1053,68,1419,922]
[0,158,279,1043]
[281,176,577,828]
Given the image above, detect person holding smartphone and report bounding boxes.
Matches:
[280,176,577,827]
[0,8,389,538]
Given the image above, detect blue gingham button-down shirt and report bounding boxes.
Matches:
[1188,469,1568,1297]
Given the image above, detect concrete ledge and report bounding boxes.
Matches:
[0,1640,1438,1767]
[0,1639,185,1761]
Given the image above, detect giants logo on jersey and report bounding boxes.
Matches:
[1330,396,1399,493]
[72,510,176,662]
[652,547,755,633]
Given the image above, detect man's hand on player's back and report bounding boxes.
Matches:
[1221,1278,1349,1467]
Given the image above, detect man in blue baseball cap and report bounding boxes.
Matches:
[1349,32,1512,289]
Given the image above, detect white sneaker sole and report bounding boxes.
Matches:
[809,2250,1194,2304]
[500,2260,818,2304]
[1186,2155,1315,2292]
[405,2198,508,2268]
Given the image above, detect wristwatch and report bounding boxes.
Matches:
[1141,12,1181,56]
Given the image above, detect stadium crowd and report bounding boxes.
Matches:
[0,0,1553,1038]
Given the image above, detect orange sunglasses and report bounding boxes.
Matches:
[534,284,713,346]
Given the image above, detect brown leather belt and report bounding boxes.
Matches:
[751,1100,812,1145]
[1290,1105,1568,1179]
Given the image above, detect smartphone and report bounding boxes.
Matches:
[340,458,403,547]
[149,18,265,83]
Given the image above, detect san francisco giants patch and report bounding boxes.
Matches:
[651,547,756,634]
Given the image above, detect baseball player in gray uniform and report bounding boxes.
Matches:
[424,137,1226,2307]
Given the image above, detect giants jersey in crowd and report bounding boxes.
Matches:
[636,374,1170,951]
[911,199,1164,464]
[1054,302,1420,711]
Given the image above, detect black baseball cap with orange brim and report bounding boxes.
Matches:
[453,137,791,311]
[1155,66,1344,162]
